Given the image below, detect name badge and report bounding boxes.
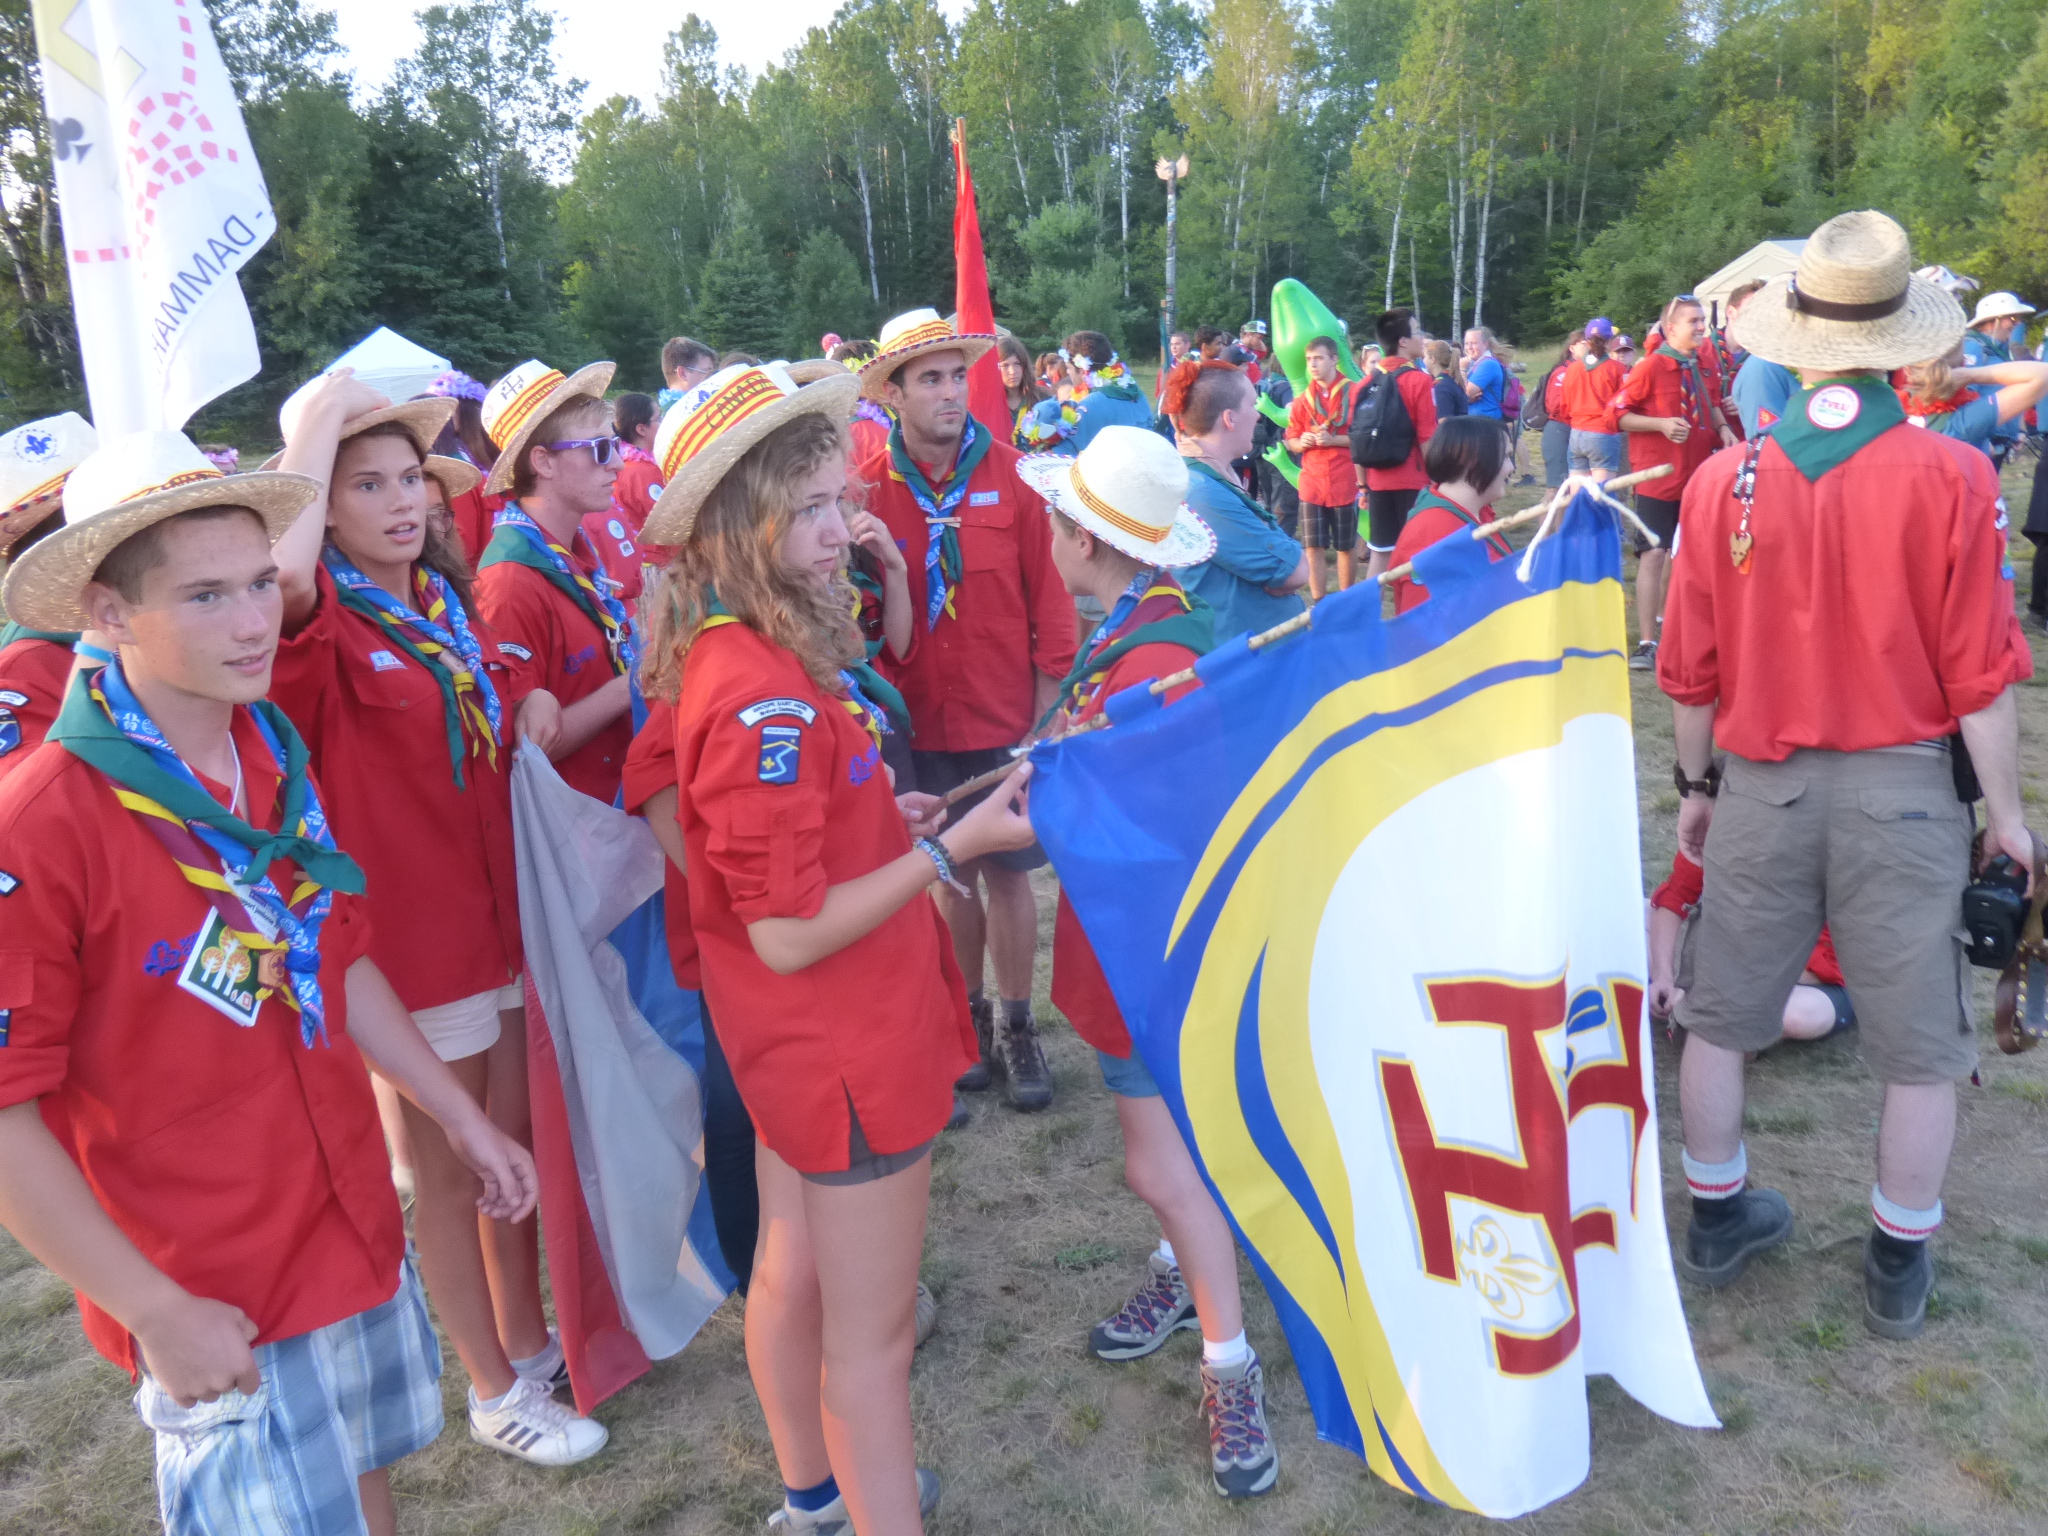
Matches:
[738,697,818,727]
[369,649,405,672]
[177,909,265,1028]
[969,491,1000,506]
[0,689,27,706]
[498,642,533,661]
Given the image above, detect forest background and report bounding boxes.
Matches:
[1,0,2046,437]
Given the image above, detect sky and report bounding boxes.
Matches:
[329,2,973,107]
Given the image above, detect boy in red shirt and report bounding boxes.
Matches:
[0,412,97,782]
[1281,334,1359,600]
[1021,425,1279,1501]
[1358,307,1439,582]
[0,430,535,1536]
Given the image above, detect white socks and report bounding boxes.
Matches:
[1202,1330,1250,1368]
[1872,1185,1942,1242]
[1682,1143,1747,1201]
[1154,1238,1176,1267]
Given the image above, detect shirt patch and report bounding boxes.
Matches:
[0,689,27,706]
[0,1009,9,1047]
[1805,385,1861,430]
[563,643,598,674]
[176,911,264,1028]
[1756,407,1778,430]
[607,518,628,539]
[144,932,198,976]
[497,641,533,661]
[0,709,17,757]
[649,482,665,497]
[738,697,819,728]
[617,540,634,558]
[0,869,17,896]
[758,725,803,784]
[368,649,405,672]
[968,490,1000,506]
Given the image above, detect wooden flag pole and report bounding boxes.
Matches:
[935,463,1676,805]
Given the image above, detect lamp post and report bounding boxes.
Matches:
[1154,154,1189,346]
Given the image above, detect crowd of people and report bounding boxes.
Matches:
[0,206,2039,1536]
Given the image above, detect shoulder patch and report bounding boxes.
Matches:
[0,869,18,896]
[0,690,27,706]
[0,710,18,757]
[757,725,803,783]
[607,518,628,539]
[368,649,406,672]
[497,642,533,662]
[968,490,1000,506]
[738,697,819,728]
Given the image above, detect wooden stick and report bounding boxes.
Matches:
[939,750,1031,807]
[940,463,1679,776]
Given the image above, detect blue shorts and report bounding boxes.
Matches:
[1098,1047,1161,1099]
[139,1257,443,1536]
[1568,429,1623,474]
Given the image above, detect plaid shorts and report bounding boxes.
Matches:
[138,1257,443,1536]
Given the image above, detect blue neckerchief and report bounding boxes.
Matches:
[97,660,343,1047]
[491,503,638,675]
[889,417,989,629]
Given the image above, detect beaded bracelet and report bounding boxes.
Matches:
[915,836,973,897]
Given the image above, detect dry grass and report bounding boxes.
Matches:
[6,450,2048,1533]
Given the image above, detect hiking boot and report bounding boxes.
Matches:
[956,996,994,1092]
[468,1376,608,1465]
[1673,1187,1793,1288]
[764,1470,940,1531]
[1864,1232,1934,1341]
[1201,1351,1280,1499]
[1089,1252,1198,1361]
[915,1282,938,1347]
[1628,639,1659,671]
[994,1010,1053,1111]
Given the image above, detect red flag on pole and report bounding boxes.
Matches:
[952,119,1010,438]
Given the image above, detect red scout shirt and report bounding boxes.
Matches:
[448,484,502,567]
[1613,349,1726,498]
[1659,423,2031,760]
[580,510,644,606]
[1559,357,1625,433]
[857,436,1078,753]
[1050,588,1202,1060]
[1652,850,1842,985]
[609,444,663,538]
[0,710,400,1375]
[1387,489,1511,615]
[674,620,973,1172]
[0,633,72,785]
[622,700,699,990]
[1542,364,1569,422]
[1286,378,1361,507]
[1363,362,1439,494]
[476,531,632,804]
[270,566,523,1012]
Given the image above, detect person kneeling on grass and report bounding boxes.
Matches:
[1647,849,1856,1044]
[1018,424,1281,1502]
[0,430,538,1536]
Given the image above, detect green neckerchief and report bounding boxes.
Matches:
[0,621,79,649]
[1768,375,1906,483]
[1089,377,1145,404]
[477,520,610,643]
[1410,488,1512,555]
[1038,586,1216,733]
[888,418,992,628]
[47,670,366,894]
[706,587,912,739]
[1653,343,1714,432]
[1185,457,1283,533]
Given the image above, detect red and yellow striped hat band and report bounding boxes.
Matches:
[878,317,958,357]
[656,364,794,480]
[1071,463,1173,545]
[482,362,569,450]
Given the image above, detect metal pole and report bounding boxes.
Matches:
[1164,168,1178,342]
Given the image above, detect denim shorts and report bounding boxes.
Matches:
[1098,1047,1161,1099]
[139,1257,443,1536]
[1568,429,1623,474]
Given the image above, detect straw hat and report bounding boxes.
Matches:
[0,413,98,557]
[479,358,616,495]
[3,431,317,632]
[857,309,995,402]
[422,455,482,498]
[1730,211,1965,372]
[1017,425,1217,569]
[1970,291,2036,328]
[642,360,861,546]
[262,396,469,488]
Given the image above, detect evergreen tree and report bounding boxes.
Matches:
[786,230,874,355]
[694,196,785,359]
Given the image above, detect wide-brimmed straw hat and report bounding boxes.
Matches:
[641,360,861,546]
[0,412,98,558]
[1730,211,1965,372]
[1970,291,2036,327]
[262,397,470,489]
[3,430,317,631]
[480,358,616,495]
[858,309,996,402]
[1017,425,1217,569]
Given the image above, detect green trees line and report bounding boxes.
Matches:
[1,0,2044,436]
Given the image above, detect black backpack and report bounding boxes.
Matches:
[1349,368,1417,470]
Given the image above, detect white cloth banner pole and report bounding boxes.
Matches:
[33,0,273,433]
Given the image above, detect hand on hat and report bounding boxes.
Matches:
[281,367,391,443]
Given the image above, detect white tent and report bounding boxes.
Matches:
[1696,239,1806,320]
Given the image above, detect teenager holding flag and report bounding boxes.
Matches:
[271,374,606,1466]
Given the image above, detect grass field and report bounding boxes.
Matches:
[5,451,2048,1533]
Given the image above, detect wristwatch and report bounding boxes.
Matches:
[1673,761,1722,799]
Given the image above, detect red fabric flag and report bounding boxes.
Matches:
[952,119,1009,439]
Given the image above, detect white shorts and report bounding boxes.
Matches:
[410,980,523,1062]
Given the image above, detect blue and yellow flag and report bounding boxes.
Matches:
[1032,490,1716,1517]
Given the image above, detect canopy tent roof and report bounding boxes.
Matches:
[1696,239,1807,317]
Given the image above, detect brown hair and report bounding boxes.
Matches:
[997,335,1050,412]
[91,505,268,601]
[1903,356,1959,409]
[1725,279,1767,312]
[1423,339,1462,379]
[639,411,861,703]
[333,421,478,616]
[662,336,716,379]
[509,394,610,500]
[1304,334,1341,358]
[1159,358,1252,436]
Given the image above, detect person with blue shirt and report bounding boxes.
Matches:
[1899,354,2048,458]
[1961,293,2036,467]
[1462,327,1507,419]
[1024,330,1156,456]
[1723,280,1799,437]
[1162,358,1309,641]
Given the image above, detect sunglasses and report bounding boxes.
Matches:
[542,435,622,466]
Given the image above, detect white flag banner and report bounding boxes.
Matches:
[33,0,273,433]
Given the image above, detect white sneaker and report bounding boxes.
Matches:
[512,1329,569,1392]
[468,1376,608,1465]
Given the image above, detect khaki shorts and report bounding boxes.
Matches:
[411,980,523,1062]
[1675,749,1976,1083]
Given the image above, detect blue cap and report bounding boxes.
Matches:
[1585,317,1615,339]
